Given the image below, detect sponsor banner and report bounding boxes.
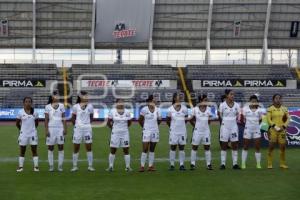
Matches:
[193,79,286,88]
[95,0,152,44]
[81,80,170,89]
[0,80,45,88]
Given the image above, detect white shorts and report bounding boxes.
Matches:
[142,131,159,143]
[18,133,38,146]
[46,127,65,145]
[220,126,239,142]
[110,132,130,148]
[192,130,211,146]
[243,127,261,139]
[72,127,93,144]
[169,133,187,145]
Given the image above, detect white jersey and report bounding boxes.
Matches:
[17,109,38,136]
[108,108,132,135]
[243,106,263,130]
[192,106,211,131]
[72,103,94,128]
[219,101,240,128]
[140,106,161,133]
[45,103,65,128]
[167,104,188,135]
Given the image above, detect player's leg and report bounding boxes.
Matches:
[169,144,177,170]
[231,141,240,170]
[123,147,132,172]
[190,132,200,170]
[178,144,186,171]
[267,130,277,169]
[140,133,150,172]
[31,145,39,171]
[254,137,262,169]
[47,145,55,172]
[279,132,288,169]
[220,142,228,169]
[107,147,117,171]
[57,134,65,171]
[71,143,80,171]
[85,142,94,171]
[204,144,212,170]
[17,145,26,172]
[241,138,250,169]
[148,142,157,171]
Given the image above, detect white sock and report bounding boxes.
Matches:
[58,150,64,167]
[179,151,185,166]
[124,154,130,168]
[19,157,24,168]
[148,152,155,167]
[140,152,147,167]
[33,156,39,167]
[87,151,93,167]
[109,153,115,168]
[221,150,227,165]
[255,152,261,165]
[232,150,238,166]
[72,153,79,168]
[242,150,248,165]
[169,150,176,166]
[205,150,212,166]
[190,150,197,165]
[48,150,54,167]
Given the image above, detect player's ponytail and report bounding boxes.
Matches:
[172,93,178,105]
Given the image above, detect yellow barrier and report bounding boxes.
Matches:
[177,67,193,107]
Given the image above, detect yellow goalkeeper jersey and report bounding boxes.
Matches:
[266,105,290,128]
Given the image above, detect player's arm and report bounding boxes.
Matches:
[266,107,275,128]
[166,116,171,127]
[16,118,21,130]
[190,116,195,127]
[62,112,67,135]
[138,114,144,127]
[282,109,290,130]
[71,113,76,126]
[218,111,222,124]
[45,113,50,137]
[35,114,39,128]
[106,118,113,129]
[128,119,132,127]
[90,113,93,123]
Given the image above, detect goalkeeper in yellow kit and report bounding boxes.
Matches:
[267,94,290,169]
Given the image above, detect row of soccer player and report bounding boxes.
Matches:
[16,89,290,172]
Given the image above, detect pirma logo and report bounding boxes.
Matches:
[2,80,33,87]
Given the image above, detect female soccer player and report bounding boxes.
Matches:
[138,95,161,172]
[45,91,67,172]
[267,94,290,169]
[106,98,133,172]
[241,95,263,169]
[166,93,188,171]
[16,97,39,172]
[218,89,241,170]
[71,91,95,172]
[190,94,213,170]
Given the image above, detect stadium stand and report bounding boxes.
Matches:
[0,64,58,108]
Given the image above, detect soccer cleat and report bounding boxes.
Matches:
[125,167,133,172]
[16,167,23,172]
[207,164,213,170]
[71,166,79,172]
[58,166,63,172]
[256,164,262,169]
[148,166,156,172]
[33,167,40,172]
[49,166,54,172]
[179,165,186,171]
[139,166,145,172]
[267,164,273,169]
[169,165,175,171]
[241,163,246,169]
[280,164,289,169]
[233,164,241,170]
[88,166,95,172]
[106,167,113,172]
[190,164,196,171]
[220,164,226,170]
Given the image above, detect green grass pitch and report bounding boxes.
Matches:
[0,123,299,200]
